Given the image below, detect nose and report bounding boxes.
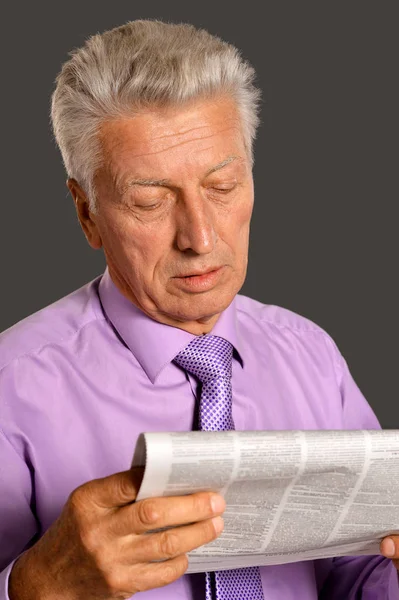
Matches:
[175,190,217,254]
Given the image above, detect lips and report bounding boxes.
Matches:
[175,267,220,278]
[172,266,225,293]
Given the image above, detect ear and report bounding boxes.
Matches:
[67,179,103,250]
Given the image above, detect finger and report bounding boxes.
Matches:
[76,468,145,510]
[110,491,226,536]
[380,536,399,559]
[123,516,224,563]
[126,554,189,594]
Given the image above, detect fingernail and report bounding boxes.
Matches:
[381,538,396,557]
[212,516,224,533]
[210,494,225,514]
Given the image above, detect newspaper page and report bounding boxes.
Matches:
[132,430,399,573]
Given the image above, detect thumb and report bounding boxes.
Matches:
[86,466,145,509]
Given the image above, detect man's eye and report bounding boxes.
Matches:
[211,183,237,192]
[136,202,160,210]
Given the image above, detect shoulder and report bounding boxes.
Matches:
[235,293,343,371]
[0,274,105,372]
[236,293,327,334]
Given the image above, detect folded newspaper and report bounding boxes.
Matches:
[132,430,399,573]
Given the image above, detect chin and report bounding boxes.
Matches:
[175,291,234,322]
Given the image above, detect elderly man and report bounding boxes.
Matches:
[0,19,397,600]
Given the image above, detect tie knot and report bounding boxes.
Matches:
[174,334,233,384]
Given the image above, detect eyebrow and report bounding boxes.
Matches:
[206,155,240,176]
[117,155,240,194]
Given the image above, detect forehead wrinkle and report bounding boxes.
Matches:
[118,126,242,162]
[149,122,214,141]
[138,98,242,141]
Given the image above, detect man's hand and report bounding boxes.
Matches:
[8,467,225,600]
[380,536,399,575]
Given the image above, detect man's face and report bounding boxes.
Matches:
[79,96,254,334]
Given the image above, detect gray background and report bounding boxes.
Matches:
[1,3,397,427]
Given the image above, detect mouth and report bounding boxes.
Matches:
[172,266,225,292]
[175,267,221,278]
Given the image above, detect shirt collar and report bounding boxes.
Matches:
[97,266,244,383]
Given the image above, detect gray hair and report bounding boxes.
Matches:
[50,19,262,214]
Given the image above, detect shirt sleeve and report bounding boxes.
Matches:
[318,335,399,599]
[0,428,38,600]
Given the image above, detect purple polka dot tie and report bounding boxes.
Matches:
[174,334,264,600]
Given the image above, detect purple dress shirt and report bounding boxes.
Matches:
[0,266,398,599]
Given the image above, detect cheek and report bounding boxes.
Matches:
[231,197,253,240]
[103,213,169,261]
[227,200,253,268]
[124,235,166,275]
